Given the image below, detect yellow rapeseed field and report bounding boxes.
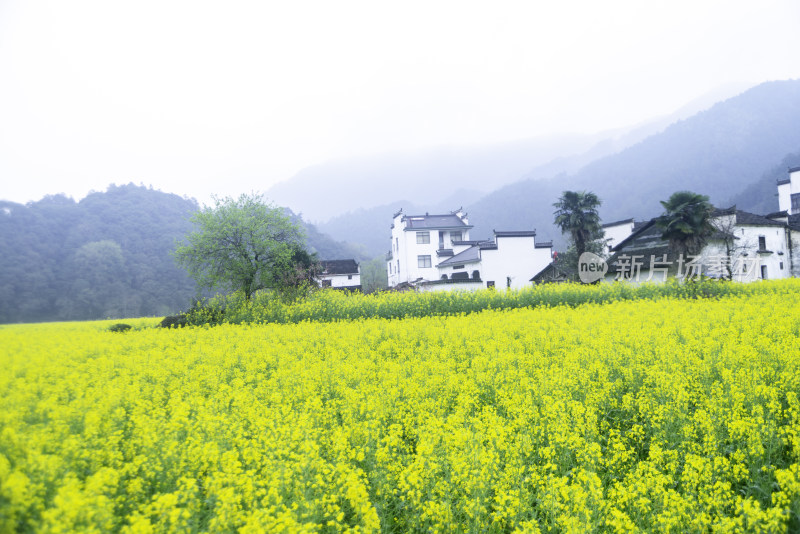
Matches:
[1,285,800,532]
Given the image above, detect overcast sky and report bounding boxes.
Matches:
[1,0,799,206]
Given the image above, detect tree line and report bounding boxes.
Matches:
[0,184,371,323]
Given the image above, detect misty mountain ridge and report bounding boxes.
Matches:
[269,82,751,224]
[317,79,800,255]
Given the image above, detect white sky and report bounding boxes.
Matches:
[1,0,799,206]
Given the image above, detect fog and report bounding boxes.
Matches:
[1,0,799,206]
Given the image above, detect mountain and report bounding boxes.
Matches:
[310,84,756,254]
[265,102,718,225]
[0,184,364,323]
[317,189,486,258]
[465,79,800,244]
[0,184,199,323]
[726,149,800,215]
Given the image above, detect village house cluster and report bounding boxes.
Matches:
[385,208,553,290]
[380,166,800,291]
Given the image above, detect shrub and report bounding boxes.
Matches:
[159,314,187,329]
[107,323,132,332]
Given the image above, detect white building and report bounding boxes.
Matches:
[601,218,637,254]
[386,209,553,290]
[318,259,361,291]
[605,207,795,283]
[771,165,800,277]
[777,166,800,215]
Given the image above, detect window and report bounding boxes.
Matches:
[450,231,462,244]
[452,264,465,270]
[507,276,512,288]
[418,255,432,268]
[416,231,430,244]
[758,235,767,250]
[486,281,495,288]
[792,193,800,214]
[397,260,400,274]
[780,261,784,270]
[761,265,768,280]
[395,237,399,250]
[438,232,444,249]
[321,279,332,287]
[347,275,352,280]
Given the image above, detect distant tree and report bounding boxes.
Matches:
[656,191,715,259]
[274,245,323,302]
[174,194,305,300]
[553,190,605,273]
[65,240,127,319]
[360,255,389,294]
[553,191,604,258]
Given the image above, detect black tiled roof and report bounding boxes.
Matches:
[602,218,634,228]
[535,241,553,248]
[320,259,359,275]
[494,230,536,237]
[403,213,472,230]
[610,219,658,252]
[788,166,800,173]
[777,178,791,185]
[606,245,672,273]
[714,206,784,226]
[765,210,789,219]
[438,245,481,267]
[732,210,785,227]
[530,261,570,282]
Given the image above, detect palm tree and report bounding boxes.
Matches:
[655,191,715,258]
[553,190,604,259]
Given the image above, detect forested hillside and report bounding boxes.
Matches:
[0,184,365,323]
[727,149,800,214]
[466,80,800,240]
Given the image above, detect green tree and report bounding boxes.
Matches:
[274,245,322,302]
[174,194,305,300]
[63,240,127,319]
[553,191,605,274]
[655,191,715,258]
[360,255,389,294]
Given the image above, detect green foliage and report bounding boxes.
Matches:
[159,314,188,329]
[174,194,305,300]
[359,255,389,294]
[107,323,132,332]
[273,245,322,303]
[553,190,605,275]
[553,239,608,281]
[0,184,199,323]
[183,277,797,326]
[656,191,715,257]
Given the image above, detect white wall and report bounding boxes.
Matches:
[436,260,481,282]
[605,224,791,284]
[387,214,471,287]
[778,169,800,214]
[418,280,484,292]
[320,272,361,288]
[603,221,635,253]
[480,236,552,290]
